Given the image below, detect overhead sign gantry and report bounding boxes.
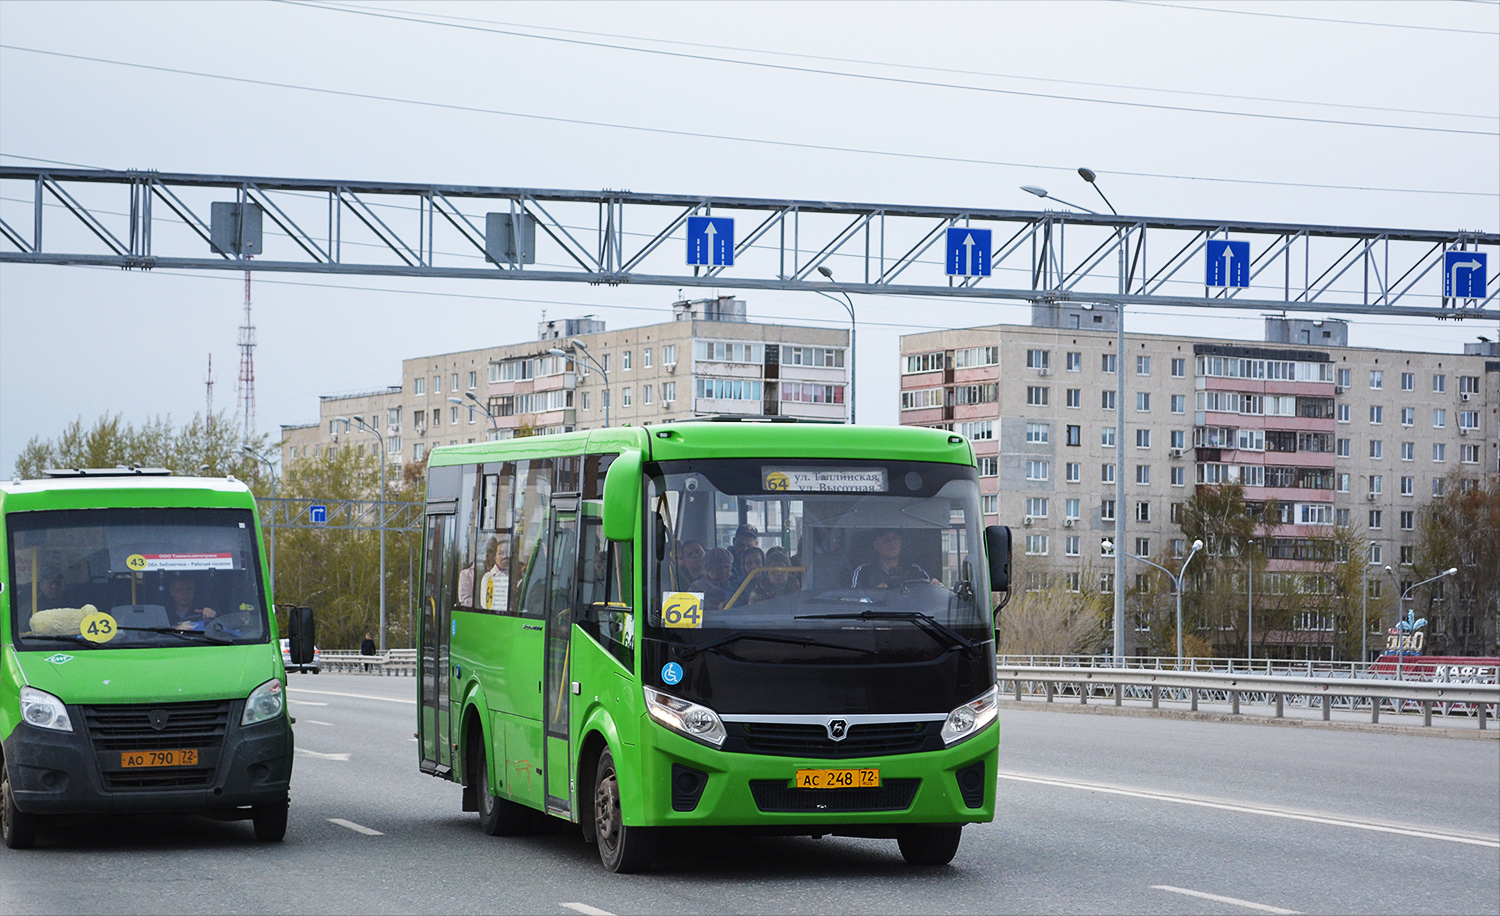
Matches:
[0,166,1494,319]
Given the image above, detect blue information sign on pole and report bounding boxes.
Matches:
[1444,251,1487,299]
[309,504,327,525]
[945,227,991,277]
[1206,240,1250,288]
[686,216,734,267]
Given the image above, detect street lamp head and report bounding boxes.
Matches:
[1101,539,1113,552]
[1443,567,1458,577]
[1078,167,1098,183]
[466,391,482,403]
[546,348,569,358]
[1021,185,1049,199]
[447,396,464,406]
[1191,539,1204,552]
[817,265,834,280]
[569,338,589,350]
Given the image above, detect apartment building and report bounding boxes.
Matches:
[281,296,849,468]
[899,309,1499,659]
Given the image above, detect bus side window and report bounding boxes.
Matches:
[577,520,633,672]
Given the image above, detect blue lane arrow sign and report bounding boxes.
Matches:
[945,227,992,277]
[309,504,327,525]
[1444,250,1487,299]
[1205,240,1250,288]
[687,216,735,267]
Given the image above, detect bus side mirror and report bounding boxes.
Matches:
[603,449,643,542]
[286,605,316,665]
[985,525,1012,593]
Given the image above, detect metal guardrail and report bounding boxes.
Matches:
[996,655,1499,681]
[998,664,1499,730]
[318,649,418,676]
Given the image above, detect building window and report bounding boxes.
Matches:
[662,381,676,403]
[467,370,477,390]
[1433,408,1446,428]
[1066,462,1081,483]
[1102,353,1117,373]
[1134,537,1151,558]
[1136,428,1151,449]
[450,406,459,425]
[903,351,945,374]
[619,350,631,371]
[1400,510,1415,530]
[1026,460,1050,481]
[1369,475,1382,495]
[1136,392,1151,412]
[1026,422,1050,443]
[581,391,591,411]
[1170,429,1185,449]
[1433,477,1445,497]
[1026,349,1050,370]
[1137,356,1151,376]
[1432,373,1446,393]
[1025,535,1048,556]
[1431,442,1445,462]
[1337,368,1351,388]
[643,348,653,368]
[978,456,998,477]
[433,376,442,394]
[1171,357,1186,378]
[663,345,678,365]
[1136,465,1150,485]
[1459,410,1480,430]
[1338,473,1350,493]
[695,378,763,401]
[901,388,944,410]
[1170,394,1185,414]
[1369,510,1382,530]
[414,377,426,396]
[960,420,994,441]
[1337,438,1351,458]
[643,385,653,405]
[1400,372,1414,391]
[1458,375,1480,394]
[1066,424,1082,447]
[1066,388,1081,408]
[1337,404,1350,423]
[1400,441,1414,461]
[1460,443,1480,464]
[1026,497,1048,518]
[1400,407,1414,426]
[1171,466,1184,487]
[1135,501,1150,522]
[954,346,999,368]
[413,442,425,461]
[1369,440,1383,459]
[1066,351,1082,372]
[1368,405,1383,425]
[432,408,442,427]
[1102,463,1115,484]
[1100,573,1114,594]
[1026,386,1050,406]
[1065,498,1080,520]
[1369,370,1383,389]
[1335,508,1350,527]
[1101,500,1116,522]
[1101,427,1116,448]
[1399,545,1414,565]
[982,494,998,515]
[1400,476,1414,496]
[1065,538,1080,558]
[601,353,611,373]
[1101,390,1116,410]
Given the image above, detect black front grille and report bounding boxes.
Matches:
[103,768,216,790]
[749,778,919,813]
[82,700,232,751]
[728,721,939,758]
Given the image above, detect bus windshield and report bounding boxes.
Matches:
[645,458,991,650]
[7,507,270,650]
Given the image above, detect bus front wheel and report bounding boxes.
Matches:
[592,748,656,873]
[251,797,288,842]
[2,759,39,849]
[897,824,962,866]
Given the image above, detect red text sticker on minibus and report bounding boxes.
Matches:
[125,553,235,572]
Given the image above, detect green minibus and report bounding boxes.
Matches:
[1,468,310,848]
[417,422,1011,871]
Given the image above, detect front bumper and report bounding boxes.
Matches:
[631,716,998,829]
[3,704,293,816]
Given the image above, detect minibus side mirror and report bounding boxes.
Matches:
[286,605,316,665]
[602,449,643,542]
[985,525,1012,593]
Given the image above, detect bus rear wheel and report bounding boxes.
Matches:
[473,740,531,836]
[897,824,962,866]
[2,759,39,849]
[592,748,656,873]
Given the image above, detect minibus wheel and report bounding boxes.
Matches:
[593,748,656,873]
[2,760,39,849]
[252,797,288,842]
[897,824,962,866]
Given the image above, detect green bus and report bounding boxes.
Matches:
[1,468,311,848]
[418,422,1011,872]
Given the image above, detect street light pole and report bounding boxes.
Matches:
[1108,538,1203,669]
[241,446,277,597]
[815,266,857,425]
[1024,169,1128,665]
[1385,565,1457,680]
[1246,539,1254,663]
[1360,540,1377,664]
[452,393,498,436]
[340,415,388,653]
[552,340,608,428]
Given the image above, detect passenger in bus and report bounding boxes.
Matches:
[690,548,736,610]
[745,547,801,604]
[478,538,511,611]
[730,524,761,578]
[459,537,502,607]
[851,529,941,590]
[674,539,706,589]
[166,572,219,628]
[37,571,70,610]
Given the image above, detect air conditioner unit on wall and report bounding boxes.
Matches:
[1169,447,1184,458]
[1460,392,1469,401]
[1366,492,1376,501]
[1038,367,1051,376]
[1023,516,1033,527]
[1064,518,1075,528]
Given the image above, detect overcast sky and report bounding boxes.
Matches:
[1,0,1496,476]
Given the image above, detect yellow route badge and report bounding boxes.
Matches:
[126,553,147,571]
[662,592,704,629]
[79,610,119,644]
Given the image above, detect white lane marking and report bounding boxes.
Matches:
[560,904,616,916]
[1153,885,1300,915]
[289,688,416,705]
[998,771,1500,849]
[289,700,329,706]
[328,818,383,836]
[301,719,334,726]
[297,748,351,761]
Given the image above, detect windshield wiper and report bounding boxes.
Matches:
[794,610,980,658]
[20,633,103,648]
[117,625,235,644]
[679,632,877,661]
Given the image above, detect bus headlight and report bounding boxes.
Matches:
[20,686,73,732]
[242,679,285,726]
[940,686,998,746]
[644,686,726,748]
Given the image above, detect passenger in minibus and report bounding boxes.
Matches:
[166,572,219,628]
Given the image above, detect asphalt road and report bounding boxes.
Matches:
[2,673,1495,916]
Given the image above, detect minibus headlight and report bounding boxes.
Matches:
[242,679,285,726]
[941,686,998,746]
[19,686,73,732]
[644,686,726,748]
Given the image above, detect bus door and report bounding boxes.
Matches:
[419,507,457,775]
[543,496,580,817]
